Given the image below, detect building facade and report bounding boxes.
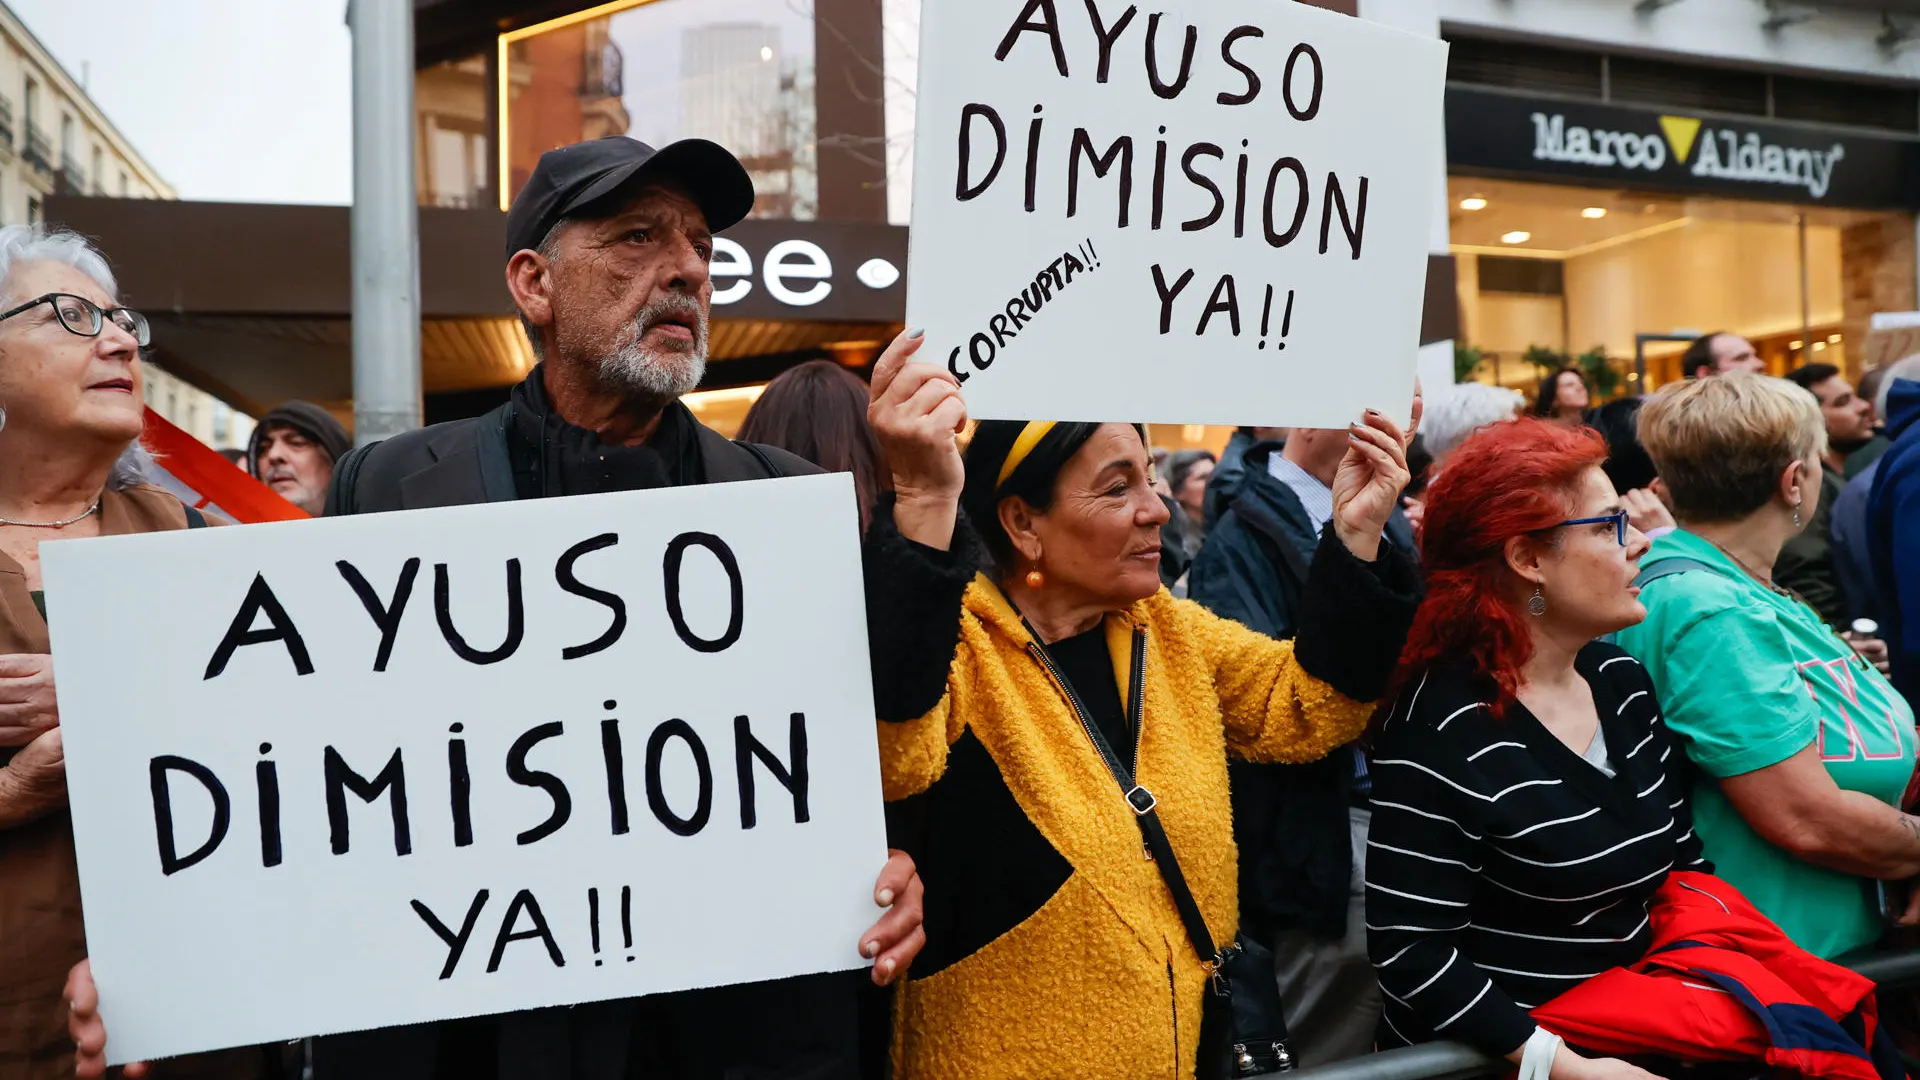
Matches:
[1425,0,1920,396]
[53,0,1920,456]
[0,3,250,449]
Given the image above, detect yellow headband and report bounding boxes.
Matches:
[995,421,1059,488]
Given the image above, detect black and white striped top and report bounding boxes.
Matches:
[1364,642,1710,1056]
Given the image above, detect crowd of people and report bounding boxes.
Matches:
[3,131,1920,1080]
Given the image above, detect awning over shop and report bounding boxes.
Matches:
[47,194,907,421]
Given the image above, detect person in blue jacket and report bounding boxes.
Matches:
[1867,355,1920,701]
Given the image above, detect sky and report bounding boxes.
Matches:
[5,0,354,205]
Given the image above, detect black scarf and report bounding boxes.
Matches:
[505,366,704,499]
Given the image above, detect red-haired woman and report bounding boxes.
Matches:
[1365,419,1682,1080]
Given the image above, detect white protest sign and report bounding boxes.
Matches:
[906,0,1447,427]
[40,474,886,1065]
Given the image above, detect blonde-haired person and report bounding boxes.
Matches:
[1616,372,1917,960]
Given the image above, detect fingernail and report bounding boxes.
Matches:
[906,328,924,339]
[1366,408,1381,417]
[881,958,896,976]
[863,940,879,958]
[877,888,895,906]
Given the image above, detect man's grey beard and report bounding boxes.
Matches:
[598,294,710,399]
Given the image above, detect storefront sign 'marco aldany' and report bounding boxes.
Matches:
[1446,87,1920,211]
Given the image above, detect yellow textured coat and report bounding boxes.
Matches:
[881,576,1375,1080]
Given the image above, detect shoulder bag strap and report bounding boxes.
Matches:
[1035,625,1223,970]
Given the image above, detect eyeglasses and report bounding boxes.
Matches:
[0,292,151,347]
[1554,509,1630,547]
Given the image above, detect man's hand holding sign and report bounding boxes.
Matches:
[907,0,1446,428]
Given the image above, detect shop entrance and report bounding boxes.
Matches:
[1447,176,1916,400]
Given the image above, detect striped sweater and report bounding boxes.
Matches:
[1364,642,1711,1056]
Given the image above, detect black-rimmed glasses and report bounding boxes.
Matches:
[1555,509,1630,547]
[0,292,151,347]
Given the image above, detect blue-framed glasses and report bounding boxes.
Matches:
[1555,509,1630,547]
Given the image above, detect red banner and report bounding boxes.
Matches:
[141,407,310,524]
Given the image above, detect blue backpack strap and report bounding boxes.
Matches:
[1632,556,1714,589]
[1597,557,1715,644]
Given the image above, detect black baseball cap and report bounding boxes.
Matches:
[504,136,756,261]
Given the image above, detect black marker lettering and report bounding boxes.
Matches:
[663,533,744,653]
[993,0,1069,76]
[1263,157,1310,248]
[507,721,572,846]
[646,719,714,837]
[336,558,419,673]
[602,715,630,836]
[1024,105,1043,213]
[1197,274,1242,336]
[735,713,811,829]
[1144,13,1197,99]
[1151,264,1196,335]
[1320,174,1369,259]
[412,890,490,979]
[1283,44,1324,121]
[434,560,525,665]
[1067,129,1133,228]
[1005,296,1031,329]
[487,889,564,973]
[1180,144,1224,232]
[324,745,411,857]
[256,743,281,868]
[448,725,473,848]
[204,573,314,680]
[956,104,1007,201]
[1084,0,1137,82]
[555,534,626,660]
[150,755,229,876]
[1218,26,1263,105]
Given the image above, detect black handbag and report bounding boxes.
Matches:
[1064,656,1297,1079]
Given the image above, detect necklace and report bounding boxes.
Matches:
[0,500,100,528]
[1703,537,1793,599]
[1705,534,1870,671]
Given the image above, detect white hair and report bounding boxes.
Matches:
[0,223,118,302]
[1876,353,1920,421]
[0,224,144,488]
[1423,381,1526,459]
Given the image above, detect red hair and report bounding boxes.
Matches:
[1399,417,1610,715]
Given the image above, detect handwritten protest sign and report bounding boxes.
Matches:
[41,474,886,1064]
[906,0,1448,427]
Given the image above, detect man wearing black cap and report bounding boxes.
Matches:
[248,400,350,515]
[318,137,924,1079]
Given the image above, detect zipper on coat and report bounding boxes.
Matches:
[1167,961,1180,1078]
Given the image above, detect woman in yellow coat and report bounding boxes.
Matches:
[863,330,1424,1079]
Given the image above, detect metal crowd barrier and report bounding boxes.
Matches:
[1276,945,1920,1080]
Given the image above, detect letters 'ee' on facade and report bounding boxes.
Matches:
[43,0,1920,457]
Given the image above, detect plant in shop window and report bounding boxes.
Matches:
[1455,342,1488,383]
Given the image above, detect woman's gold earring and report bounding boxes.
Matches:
[1527,585,1547,617]
[1025,569,1045,589]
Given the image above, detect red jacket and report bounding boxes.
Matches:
[1533,872,1903,1080]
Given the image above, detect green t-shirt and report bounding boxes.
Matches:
[1617,528,1916,959]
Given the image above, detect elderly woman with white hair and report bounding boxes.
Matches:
[1398,380,1524,531]
[0,225,260,1079]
